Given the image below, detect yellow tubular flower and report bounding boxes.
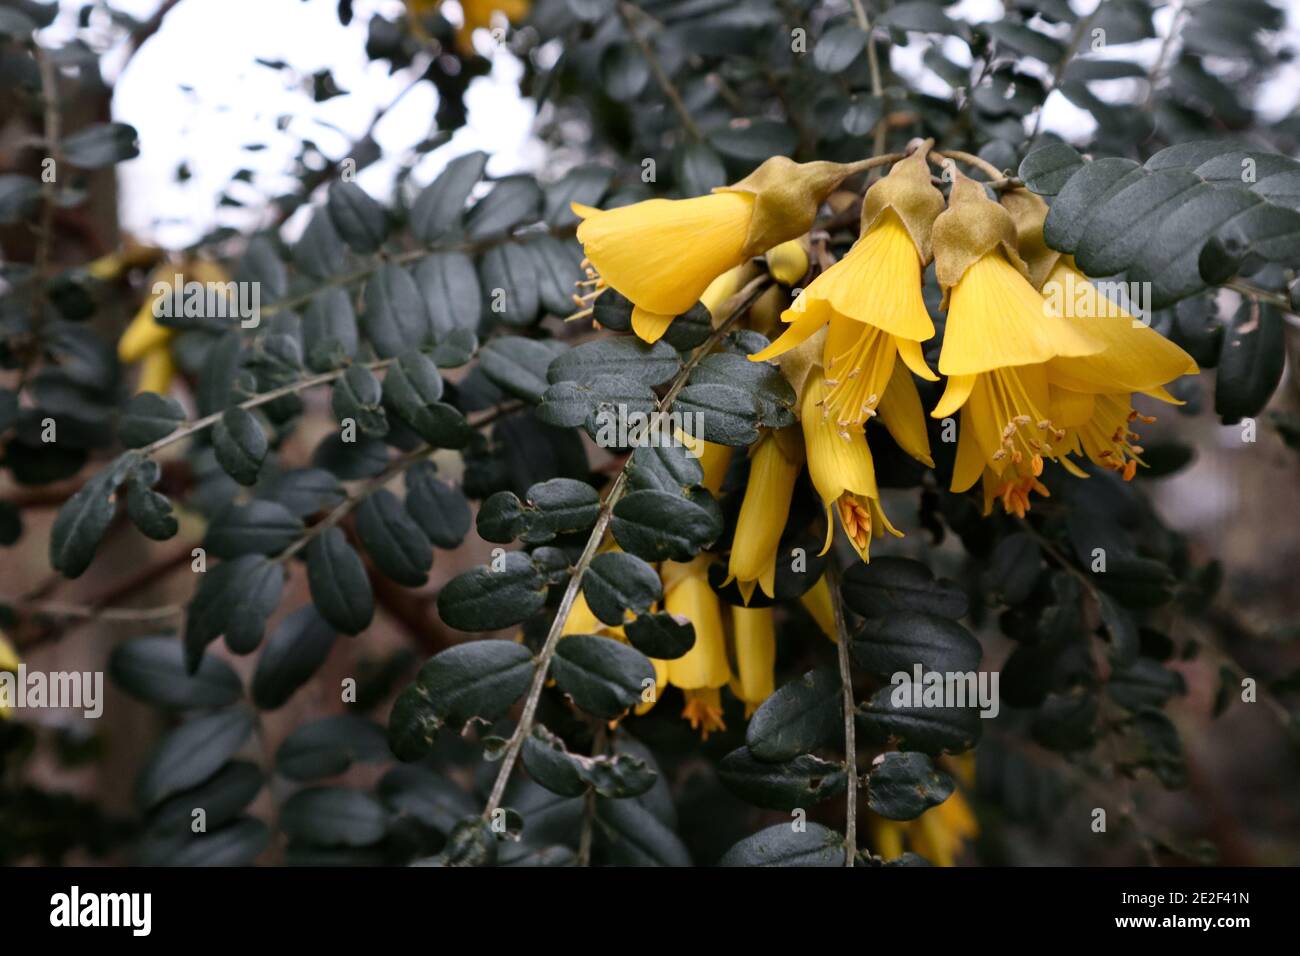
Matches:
[679,434,733,494]
[724,428,804,603]
[662,556,730,738]
[801,368,902,562]
[119,259,231,396]
[1005,189,1197,487]
[1003,189,1199,402]
[0,632,19,720]
[730,605,776,717]
[1041,259,1199,400]
[931,176,1103,514]
[748,149,944,432]
[799,575,837,642]
[573,155,879,343]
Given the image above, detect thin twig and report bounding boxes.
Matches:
[618,2,703,141]
[141,357,396,457]
[31,42,61,329]
[932,148,1007,182]
[848,0,887,170]
[1228,280,1300,325]
[1143,0,1187,110]
[1028,6,1100,143]
[575,722,607,866]
[828,559,857,866]
[480,275,772,820]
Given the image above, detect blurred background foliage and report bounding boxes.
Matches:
[0,0,1298,867]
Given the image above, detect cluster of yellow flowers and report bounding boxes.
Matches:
[573,143,1198,579]
[567,144,1198,863]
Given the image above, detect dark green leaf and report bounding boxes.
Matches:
[275,715,391,781]
[1215,301,1284,423]
[857,685,983,755]
[332,364,388,437]
[213,407,267,486]
[280,787,388,847]
[840,556,968,620]
[866,751,955,820]
[718,748,847,811]
[718,822,844,867]
[362,263,430,357]
[852,611,982,678]
[623,611,695,660]
[404,462,471,548]
[583,551,662,626]
[204,499,303,557]
[522,725,657,798]
[611,488,722,561]
[306,527,375,634]
[136,709,256,808]
[1019,142,1085,195]
[552,634,655,718]
[252,606,337,710]
[746,667,842,762]
[547,336,680,388]
[109,636,242,710]
[327,181,388,254]
[356,488,433,587]
[436,551,547,631]
[61,122,140,168]
[411,151,488,242]
[119,392,186,447]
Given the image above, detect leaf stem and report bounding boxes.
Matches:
[848,0,887,171]
[31,41,61,330]
[828,559,858,866]
[480,276,772,820]
[618,2,703,142]
[931,148,1007,182]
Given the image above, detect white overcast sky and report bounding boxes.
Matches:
[37,0,1300,249]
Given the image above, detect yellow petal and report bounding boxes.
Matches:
[877,361,934,467]
[0,633,19,672]
[728,431,803,600]
[897,335,939,382]
[800,210,935,341]
[575,192,753,316]
[932,373,976,420]
[938,251,1102,377]
[664,558,730,690]
[1043,261,1199,394]
[747,297,829,363]
[731,605,776,706]
[679,437,733,494]
[136,346,176,396]
[801,370,879,507]
[631,305,675,344]
[1048,385,1095,429]
[950,408,985,493]
[118,304,172,363]
[799,575,837,642]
